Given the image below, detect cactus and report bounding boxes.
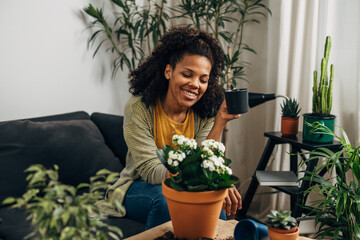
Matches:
[281,98,301,118]
[312,36,334,115]
[266,210,297,230]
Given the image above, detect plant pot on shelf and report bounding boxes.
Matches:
[267,226,299,240]
[162,179,228,240]
[303,113,336,143]
[281,117,299,136]
[280,97,301,136]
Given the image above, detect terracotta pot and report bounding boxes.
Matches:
[162,180,228,240]
[281,117,299,136]
[267,226,299,240]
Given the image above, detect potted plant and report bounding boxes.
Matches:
[303,36,335,143]
[2,165,123,240]
[156,135,238,240]
[280,97,301,136]
[299,124,360,239]
[266,210,299,240]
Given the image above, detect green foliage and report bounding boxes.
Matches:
[312,36,334,115]
[280,97,301,118]
[299,124,360,240]
[266,210,297,230]
[2,165,123,240]
[83,0,271,88]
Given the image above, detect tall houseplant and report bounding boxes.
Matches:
[156,135,238,239]
[299,124,360,240]
[83,0,271,88]
[303,36,335,143]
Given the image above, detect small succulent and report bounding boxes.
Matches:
[266,210,297,230]
[281,98,301,118]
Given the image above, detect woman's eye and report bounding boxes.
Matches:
[182,73,190,78]
[201,79,208,84]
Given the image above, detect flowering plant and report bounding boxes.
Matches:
[156,135,238,191]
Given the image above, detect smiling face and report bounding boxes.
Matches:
[164,54,212,113]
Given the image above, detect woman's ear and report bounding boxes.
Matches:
[164,64,173,80]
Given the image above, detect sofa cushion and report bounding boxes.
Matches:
[24,111,91,122]
[0,119,123,202]
[91,112,128,167]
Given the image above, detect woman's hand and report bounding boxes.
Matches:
[215,99,241,126]
[206,99,241,141]
[223,187,242,216]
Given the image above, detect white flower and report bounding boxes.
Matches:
[209,164,215,172]
[201,139,226,155]
[167,159,173,165]
[173,160,179,167]
[225,166,233,175]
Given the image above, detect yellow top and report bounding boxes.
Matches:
[153,98,195,149]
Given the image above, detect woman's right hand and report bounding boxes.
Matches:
[215,99,241,126]
[206,99,241,141]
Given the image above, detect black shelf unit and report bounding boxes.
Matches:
[236,131,342,220]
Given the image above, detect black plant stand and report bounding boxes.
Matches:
[236,132,342,220]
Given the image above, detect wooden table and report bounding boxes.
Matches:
[124,219,313,240]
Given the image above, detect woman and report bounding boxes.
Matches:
[107,27,242,230]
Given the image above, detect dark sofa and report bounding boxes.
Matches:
[0,111,145,240]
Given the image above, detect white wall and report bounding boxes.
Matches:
[0,0,131,121]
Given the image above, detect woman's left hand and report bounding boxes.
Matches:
[223,187,242,216]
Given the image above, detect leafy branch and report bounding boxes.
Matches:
[83,0,271,88]
[2,165,123,240]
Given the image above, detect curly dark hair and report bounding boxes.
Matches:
[129,26,224,119]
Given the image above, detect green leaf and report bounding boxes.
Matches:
[187,184,208,191]
[354,224,360,239]
[76,183,90,189]
[2,197,16,205]
[60,226,76,239]
[169,181,185,191]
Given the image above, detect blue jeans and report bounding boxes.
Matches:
[123,180,227,230]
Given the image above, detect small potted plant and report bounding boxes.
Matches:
[266,210,299,240]
[303,36,336,143]
[280,97,301,136]
[157,135,238,240]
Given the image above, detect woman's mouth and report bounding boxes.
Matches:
[181,89,198,99]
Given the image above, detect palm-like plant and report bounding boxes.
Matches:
[299,123,360,240]
[83,0,271,88]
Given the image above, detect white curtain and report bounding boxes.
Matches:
[227,0,360,223]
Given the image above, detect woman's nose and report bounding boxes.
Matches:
[189,78,200,88]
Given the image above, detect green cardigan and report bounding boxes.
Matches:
[101,96,214,217]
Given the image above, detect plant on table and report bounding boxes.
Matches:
[299,124,360,240]
[2,164,123,240]
[303,36,336,143]
[157,135,238,191]
[266,210,299,240]
[280,97,301,136]
[156,135,238,239]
